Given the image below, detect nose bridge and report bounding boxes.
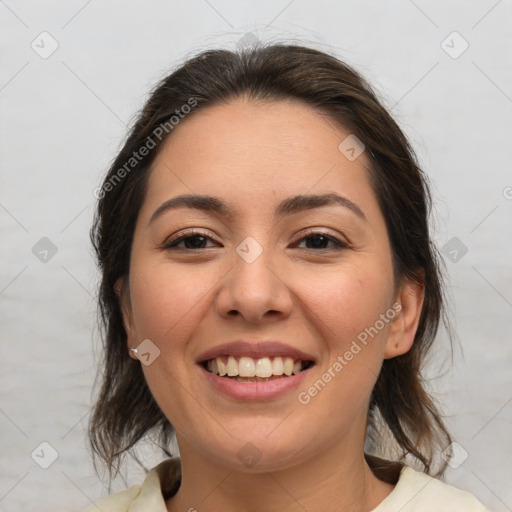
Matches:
[235,235,266,266]
[217,233,292,322]
[233,234,276,299]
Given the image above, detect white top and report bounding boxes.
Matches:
[85,458,489,512]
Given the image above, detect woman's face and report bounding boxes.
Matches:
[121,97,421,471]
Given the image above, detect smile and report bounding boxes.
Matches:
[199,357,316,400]
[203,356,315,382]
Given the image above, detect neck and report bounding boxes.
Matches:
[166,435,394,512]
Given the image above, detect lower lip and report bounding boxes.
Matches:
[199,364,312,401]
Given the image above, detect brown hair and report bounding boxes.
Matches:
[89,42,452,482]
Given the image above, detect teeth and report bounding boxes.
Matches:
[255,357,273,378]
[227,356,238,377]
[272,357,284,375]
[239,356,255,377]
[206,356,309,378]
[284,357,294,376]
[217,358,227,376]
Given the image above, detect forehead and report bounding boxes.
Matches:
[143,98,377,221]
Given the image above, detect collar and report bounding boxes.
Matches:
[128,457,181,511]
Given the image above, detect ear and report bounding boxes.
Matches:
[114,277,139,361]
[384,275,425,359]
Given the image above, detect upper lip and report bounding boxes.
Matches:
[196,340,317,364]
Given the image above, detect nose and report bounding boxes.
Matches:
[215,237,293,324]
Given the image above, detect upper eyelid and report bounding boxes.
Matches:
[164,228,218,242]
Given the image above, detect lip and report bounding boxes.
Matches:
[199,363,313,401]
[195,340,317,364]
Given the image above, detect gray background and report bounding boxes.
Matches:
[1,1,511,510]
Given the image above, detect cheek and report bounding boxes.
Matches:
[295,260,394,408]
[300,260,393,347]
[129,260,216,344]
[127,262,219,430]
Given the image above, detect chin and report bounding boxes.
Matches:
[194,430,312,473]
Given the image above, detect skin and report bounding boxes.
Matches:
[118,97,424,512]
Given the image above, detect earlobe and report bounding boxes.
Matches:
[384,278,425,359]
[114,276,138,359]
[128,347,140,361]
[114,277,123,297]
[124,311,140,361]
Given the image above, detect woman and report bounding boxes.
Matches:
[86,43,489,511]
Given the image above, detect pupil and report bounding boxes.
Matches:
[186,235,206,249]
[307,234,328,249]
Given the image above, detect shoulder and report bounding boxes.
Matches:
[372,465,489,512]
[84,484,142,512]
[84,458,181,512]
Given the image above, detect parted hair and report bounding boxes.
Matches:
[89,42,452,483]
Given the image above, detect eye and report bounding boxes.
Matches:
[293,230,349,251]
[162,230,220,250]
[161,229,349,251]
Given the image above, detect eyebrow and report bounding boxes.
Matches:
[148,192,367,225]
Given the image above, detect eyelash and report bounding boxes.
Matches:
[161,229,349,252]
